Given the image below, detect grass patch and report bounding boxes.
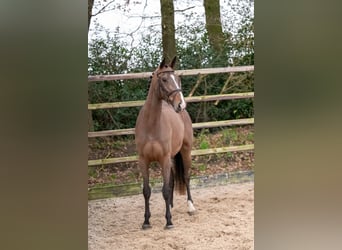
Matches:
[198,164,207,172]
[198,129,210,149]
[199,140,210,149]
[226,151,234,159]
[247,131,254,141]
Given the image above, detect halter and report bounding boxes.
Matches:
[156,69,182,98]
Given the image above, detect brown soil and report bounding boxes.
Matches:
[88,182,254,250]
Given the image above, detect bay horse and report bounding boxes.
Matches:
[135,56,196,229]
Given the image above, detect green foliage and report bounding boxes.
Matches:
[222,129,231,145]
[199,140,210,150]
[198,164,207,172]
[88,10,254,131]
[226,152,233,159]
[247,132,254,141]
[228,129,239,142]
[197,129,210,149]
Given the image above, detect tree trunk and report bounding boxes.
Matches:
[160,0,176,62]
[204,0,226,56]
[88,0,94,30]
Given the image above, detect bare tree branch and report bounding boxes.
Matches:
[174,6,196,13]
[126,14,161,19]
[125,0,149,48]
[92,0,116,17]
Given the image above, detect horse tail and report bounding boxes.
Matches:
[174,152,186,195]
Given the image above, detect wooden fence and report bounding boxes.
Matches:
[88,65,254,166]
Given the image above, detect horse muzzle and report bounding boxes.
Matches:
[175,100,186,113]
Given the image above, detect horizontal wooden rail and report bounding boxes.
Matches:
[186,92,254,103]
[88,128,135,137]
[88,144,254,166]
[88,65,254,82]
[88,118,254,138]
[88,155,138,166]
[192,118,254,129]
[88,66,255,167]
[191,144,254,156]
[88,92,254,110]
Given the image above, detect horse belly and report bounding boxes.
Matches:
[166,115,185,156]
[171,132,183,156]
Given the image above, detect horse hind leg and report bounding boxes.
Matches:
[185,179,196,215]
[161,156,174,229]
[170,165,175,208]
[180,150,196,215]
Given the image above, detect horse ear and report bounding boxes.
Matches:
[159,58,166,69]
[170,56,177,69]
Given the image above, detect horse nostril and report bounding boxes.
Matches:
[174,103,180,113]
[179,101,186,110]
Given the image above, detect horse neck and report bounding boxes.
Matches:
[144,77,162,129]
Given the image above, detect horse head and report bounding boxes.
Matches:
[155,56,186,113]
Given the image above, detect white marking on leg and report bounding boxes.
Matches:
[187,200,196,213]
[170,75,186,109]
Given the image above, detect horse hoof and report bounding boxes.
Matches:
[164,224,174,230]
[142,224,152,230]
[188,210,197,216]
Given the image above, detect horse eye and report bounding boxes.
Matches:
[161,77,167,82]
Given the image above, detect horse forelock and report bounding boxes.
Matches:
[156,62,175,73]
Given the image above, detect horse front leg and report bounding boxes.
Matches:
[139,158,152,229]
[161,157,174,229]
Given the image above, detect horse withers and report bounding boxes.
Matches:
[135,56,196,229]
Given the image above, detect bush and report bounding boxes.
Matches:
[88,17,254,131]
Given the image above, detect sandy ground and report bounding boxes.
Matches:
[88,182,254,250]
